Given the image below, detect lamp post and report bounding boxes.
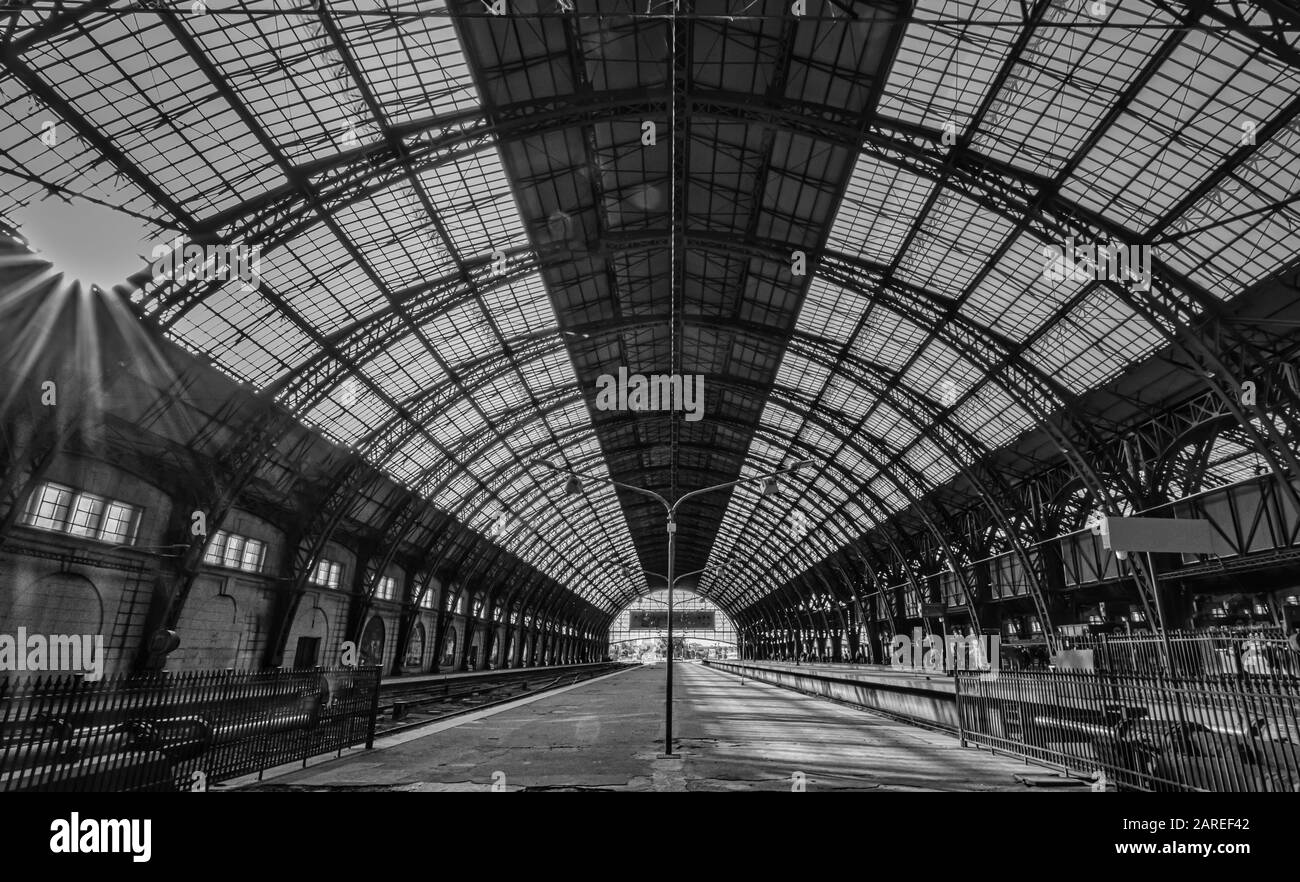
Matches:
[533,457,816,755]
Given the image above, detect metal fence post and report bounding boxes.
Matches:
[365,666,381,750]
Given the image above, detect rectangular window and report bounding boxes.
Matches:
[312,559,341,590]
[204,531,228,565]
[420,589,436,609]
[66,493,106,539]
[377,575,397,601]
[903,592,920,618]
[241,538,265,573]
[24,482,74,531]
[23,482,141,545]
[221,534,246,570]
[203,529,268,574]
[100,501,140,545]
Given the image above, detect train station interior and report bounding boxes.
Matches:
[1,0,1299,796]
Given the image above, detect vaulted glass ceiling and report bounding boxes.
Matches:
[701,0,1300,608]
[2,0,1297,618]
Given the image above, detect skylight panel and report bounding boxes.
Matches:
[879,0,1018,130]
[470,441,516,479]
[304,384,396,451]
[329,187,455,291]
[192,6,371,165]
[759,402,802,437]
[774,350,832,396]
[951,380,1034,449]
[961,230,1078,342]
[338,0,480,125]
[860,401,919,456]
[261,229,388,335]
[418,150,528,259]
[387,436,439,489]
[482,273,558,338]
[819,370,874,422]
[23,15,276,217]
[827,154,933,265]
[901,337,981,402]
[361,338,449,405]
[974,1,1165,176]
[1025,285,1164,393]
[850,303,927,371]
[433,468,480,512]
[895,194,1015,296]
[505,420,553,457]
[814,474,850,507]
[795,277,870,342]
[167,285,315,387]
[428,397,486,447]
[796,420,840,460]
[867,475,908,514]
[1159,123,1300,295]
[835,445,870,478]
[424,300,497,364]
[546,401,591,434]
[475,374,534,419]
[905,436,957,486]
[1065,26,1297,231]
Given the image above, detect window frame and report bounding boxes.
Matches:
[100,500,142,545]
[65,491,107,539]
[22,481,142,546]
[312,558,342,590]
[241,537,266,573]
[204,529,267,574]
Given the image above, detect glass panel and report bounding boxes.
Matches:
[325,561,342,590]
[100,502,140,545]
[65,493,106,539]
[222,534,246,570]
[25,483,74,532]
[204,531,227,565]
[241,538,265,573]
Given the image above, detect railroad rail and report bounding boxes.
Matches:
[374,662,627,737]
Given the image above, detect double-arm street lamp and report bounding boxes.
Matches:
[531,457,817,756]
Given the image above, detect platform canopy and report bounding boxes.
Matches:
[2,0,1298,617]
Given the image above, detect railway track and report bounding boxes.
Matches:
[374,663,627,737]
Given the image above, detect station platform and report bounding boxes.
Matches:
[240,661,1075,792]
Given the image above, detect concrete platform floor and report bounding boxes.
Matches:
[241,661,1076,792]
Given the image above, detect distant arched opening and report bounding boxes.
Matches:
[608,590,737,662]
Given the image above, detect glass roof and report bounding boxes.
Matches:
[2,0,1297,617]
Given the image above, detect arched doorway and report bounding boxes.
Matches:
[404,622,427,670]
[360,616,385,669]
[440,628,458,669]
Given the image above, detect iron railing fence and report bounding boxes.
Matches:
[0,666,380,792]
[956,669,1300,791]
[1060,628,1299,678]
